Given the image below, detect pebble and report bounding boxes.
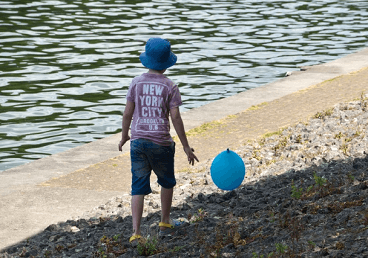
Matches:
[2,96,368,257]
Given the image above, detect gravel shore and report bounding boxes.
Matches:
[2,95,368,257]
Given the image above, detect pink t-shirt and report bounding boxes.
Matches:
[126,73,182,146]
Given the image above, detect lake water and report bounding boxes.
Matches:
[1,0,368,172]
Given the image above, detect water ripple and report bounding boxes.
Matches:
[0,0,368,171]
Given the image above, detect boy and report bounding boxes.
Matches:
[118,38,199,245]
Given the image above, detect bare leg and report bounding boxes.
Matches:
[131,195,144,236]
[160,187,173,231]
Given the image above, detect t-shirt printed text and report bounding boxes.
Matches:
[136,83,167,132]
[126,73,182,146]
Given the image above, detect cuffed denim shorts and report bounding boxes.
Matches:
[130,138,176,195]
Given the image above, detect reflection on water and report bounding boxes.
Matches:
[0,0,367,171]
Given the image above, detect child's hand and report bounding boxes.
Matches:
[184,146,199,166]
[118,136,130,151]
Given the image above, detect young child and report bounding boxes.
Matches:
[118,37,199,245]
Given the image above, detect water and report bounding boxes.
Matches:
[0,0,367,172]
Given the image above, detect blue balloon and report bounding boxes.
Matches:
[210,149,246,190]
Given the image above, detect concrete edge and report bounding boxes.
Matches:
[1,47,368,196]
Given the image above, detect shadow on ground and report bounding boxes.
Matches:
[1,152,368,258]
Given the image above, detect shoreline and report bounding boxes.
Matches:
[2,70,368,257]
[2,47,368,181]
[0,47,368,250]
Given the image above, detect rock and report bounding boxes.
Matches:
[45,224,58,232]
[3,98,368,257]
[70,226,80,233]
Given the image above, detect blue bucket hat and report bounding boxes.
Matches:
[139,38,177,70]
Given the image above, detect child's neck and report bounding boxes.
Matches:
[148,69,166,75]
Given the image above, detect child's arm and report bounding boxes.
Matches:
[170,107,199,165]
[118,100,135,151]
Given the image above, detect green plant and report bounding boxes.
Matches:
[185,120,222,137]
[252,252,264,258]
[279,137,288,148]
[273,137,288,155]
[252,150,262,161]
[44,250,52,258]
[169,245,185,253]
[347,172,355,183]
[325,108,333,116]
[314,112,324,119]
[97,247,107,258]
[190,208,208,223]
[354,130,363,137]
[259,138,266,146]
[291,180,303,199]
[314,108,333,119]
[334,132,344,139]
[113,234,120,241]
[269,211,275,223]
[308,240,316,250]
[313,172,327,187]
[137,236,159,256]
[262,127,285,138]
[266,159,276,166]
[275,243,288,254]
[340,143,349,155]
[306,185,314,193]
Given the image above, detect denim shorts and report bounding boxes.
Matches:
[130,138,176,195]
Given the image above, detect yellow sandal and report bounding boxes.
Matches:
[159,220,185,236]
[129,234,142,247]
[159,222,174,229]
